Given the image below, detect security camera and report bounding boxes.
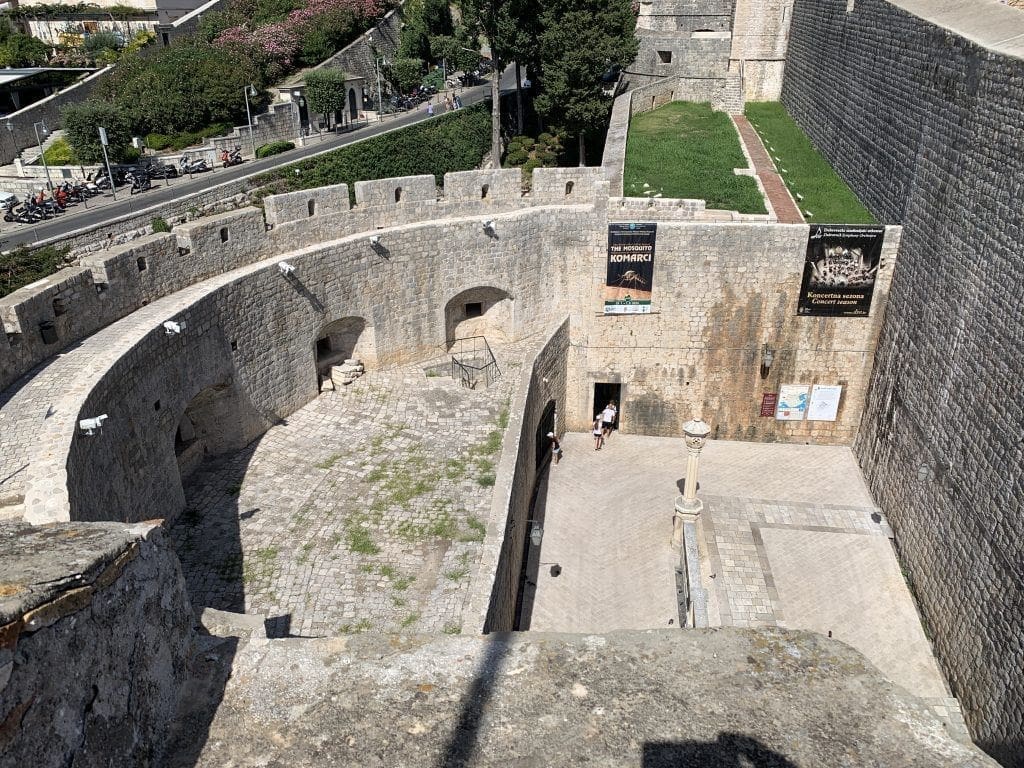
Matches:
[163,320,185,335]
[278,261,296,275]
[369,235,381,246]
[482,219,495,231]
[79,414,109,435]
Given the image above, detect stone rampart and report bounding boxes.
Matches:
[0,519,193,766]
[465,319,570,633]
[782,0,1024,761]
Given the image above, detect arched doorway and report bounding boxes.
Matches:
[315,316,375,382]
[349,88,358,120]
[174,382,249,480]
[444,286,514,346]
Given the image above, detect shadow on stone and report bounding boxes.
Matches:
[643,733,799,767]
[438,632,512,768]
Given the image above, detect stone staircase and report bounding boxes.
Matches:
[17,128,65,167]
[722,72,745,115]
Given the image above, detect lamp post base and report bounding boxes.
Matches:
[672,496,702,547]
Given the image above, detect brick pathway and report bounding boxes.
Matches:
[528,433,965,737]
[169,344,534,638]
[732,115,805,224]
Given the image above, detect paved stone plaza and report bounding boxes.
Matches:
[169,345,531,638]
[529,433,965,735]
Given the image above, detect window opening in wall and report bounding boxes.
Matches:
[161,32,169,45]
[593,382,621,431]
[481,184,489,199]
[565,181,574,196]
[52,297,67,316]
[657,50,672,64]
[39,320,58,345]
[137,256,147,272]
[154,400,161,411]
[394,187,402,203]
[231,340,238,351]
[219,227,229,243]
[465,302,483,318]
[308,199,316,217]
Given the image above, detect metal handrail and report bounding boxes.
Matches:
[448,335,501,389]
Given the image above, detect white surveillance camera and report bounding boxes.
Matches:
[369,235,381,246]
[163,320,185,335]
[79,414,109,435]
[482,219,495,231]
[278,261,296,275]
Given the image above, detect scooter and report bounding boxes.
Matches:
[126,171,152,194]
[179,154,209,174]
[220,146,243,168]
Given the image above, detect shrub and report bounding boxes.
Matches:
[151,216,172,233]
[0,245,69,299]
[42,138,76,165]
[503,149,529,167]
[254,103,490,199]
[256,140,295,158]
[61,99,133,163]
[146,133,172,151]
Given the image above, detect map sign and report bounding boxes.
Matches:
[775,384,809,421]
[807,384,843,421]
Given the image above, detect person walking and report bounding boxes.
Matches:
[548,432,562,464]
[445,94,454,112]
[453,93,462,109]
[601,402,617,438]
[427,101,435,117]
[593,416,604,450]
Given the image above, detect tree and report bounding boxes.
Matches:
[496,0,540,134]
[457,0,503,168]
[390,57,424,94]
[430,29,480,76]
[61,100,133,163]
[305,69,348,127]
[534,0,638,165]
[0,33,49,67]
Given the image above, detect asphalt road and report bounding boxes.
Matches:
[1,70,515,249]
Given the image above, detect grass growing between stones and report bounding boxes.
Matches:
[346,526,379,555]
[744,102,877,224]
[315,452,344,470]
[624,102,767,214]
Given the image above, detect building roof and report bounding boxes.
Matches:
[0,68,95,87]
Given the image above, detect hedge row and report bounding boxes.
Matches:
[254,102,491,201]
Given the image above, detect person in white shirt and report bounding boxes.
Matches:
[601,402,617,437]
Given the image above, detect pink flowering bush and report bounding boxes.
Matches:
[215,0,390,72]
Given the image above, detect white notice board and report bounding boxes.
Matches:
[775,384,809,421]
[807,384,843,421]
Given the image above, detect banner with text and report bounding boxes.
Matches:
[798,225,885,317]
[605,223,656,314]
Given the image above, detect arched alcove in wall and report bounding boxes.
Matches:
[315,316,376,376]
[174,381,249,480]
[444,286,514,346]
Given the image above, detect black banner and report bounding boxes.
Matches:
[798,224,885,317]
[605,223,656,314]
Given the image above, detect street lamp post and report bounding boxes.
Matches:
[33,121,53,191]
[243,84,258,159]
[374,56,385,121]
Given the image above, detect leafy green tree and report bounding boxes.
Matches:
[534,0,637,165]
[61,100,133,163]
[0,33,49,67]
[305,69,349,127]
[399,0,452,62]
[430,29,480,75]
[457,0,504,168]
[496,0,540,133]
[390,57,424,94]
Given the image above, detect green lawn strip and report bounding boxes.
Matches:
[744,102,876,224]
[623,102,766,214]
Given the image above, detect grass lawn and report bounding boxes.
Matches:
[744,102,876,224]
[623,102,767,214]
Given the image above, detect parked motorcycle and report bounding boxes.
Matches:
[144,160,178,179]
[179,154,210,174]
[220,146,243,168]
[125,170,152,195]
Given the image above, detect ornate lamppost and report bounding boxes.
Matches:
[673,418,711,546]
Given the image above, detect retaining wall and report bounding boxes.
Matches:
[782,0,1024,762]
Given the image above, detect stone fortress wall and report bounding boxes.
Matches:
[781,0,1024,762]
[0,166,899,532]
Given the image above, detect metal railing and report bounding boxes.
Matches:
[449,335,501,389]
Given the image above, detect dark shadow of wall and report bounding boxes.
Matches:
[782,1,1024,762]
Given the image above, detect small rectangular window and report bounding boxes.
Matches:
[657,50,673,64]
[465,302,483,318]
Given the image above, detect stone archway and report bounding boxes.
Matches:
[174,382,250,480]
[444,287,514,346]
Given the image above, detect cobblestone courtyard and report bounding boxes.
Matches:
[169,348,529,637]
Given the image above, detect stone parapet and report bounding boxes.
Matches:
[0,519,193,767]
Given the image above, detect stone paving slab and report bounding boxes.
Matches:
[169,343,534,638]
[527,433,960,733]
